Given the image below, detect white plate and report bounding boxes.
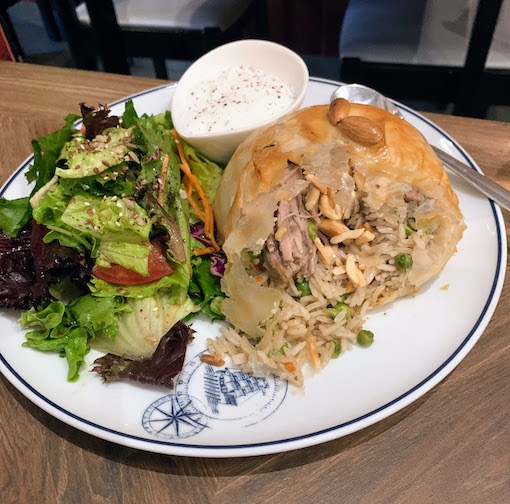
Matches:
[0,78,506,458]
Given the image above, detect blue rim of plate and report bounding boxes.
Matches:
[0,77,506,456]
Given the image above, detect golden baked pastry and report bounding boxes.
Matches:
[211,99,465,383]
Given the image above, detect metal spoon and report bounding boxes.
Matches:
[331,83,510,212]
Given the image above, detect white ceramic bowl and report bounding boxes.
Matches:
[171,39,309,163]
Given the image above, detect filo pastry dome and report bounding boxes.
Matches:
[213,99,465,339]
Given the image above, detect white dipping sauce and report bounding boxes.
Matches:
[184,65,296,135]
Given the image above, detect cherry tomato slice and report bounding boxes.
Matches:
[92,243,172,285]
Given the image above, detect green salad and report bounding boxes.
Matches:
[0,102,226,386]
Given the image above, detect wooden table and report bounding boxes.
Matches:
[0,61,509,504]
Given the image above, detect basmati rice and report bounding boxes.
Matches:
[208,191,428,386]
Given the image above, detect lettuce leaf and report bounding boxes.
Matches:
[92,292,196,359]
[188,257,225,320]
[121,99,139,128]
[0,114,79,238]
[134,112,191,265]
[32,181,71,224]
[61,193,151,239]
[69,294,132,340]
[32,184,96,253]
[182,141,223,204]
[55,127,132,179]
[19,300,65,329]
[0,197,31,238]
[20,294,131,381]
[96,232,151,275]
[26,113,80,193]
[58,167,136,198]
[60,194,152,273]
[22,322,89,381]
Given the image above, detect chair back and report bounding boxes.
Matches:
[54,0,257,79]
[339,0,507,118]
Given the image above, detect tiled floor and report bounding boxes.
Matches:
[6,0,510,121]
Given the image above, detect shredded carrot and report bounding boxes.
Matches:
[182,172,194,198]
[183,174,193,199]
[171,129,220,252]
[182,174,206,220]
[193,247,216,256]
[182,173,190,193]
[186,193,207,222]
[307,338,321,369]
[284,361,296,373]
[157,154,169,206]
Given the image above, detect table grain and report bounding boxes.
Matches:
[0,61,509,504]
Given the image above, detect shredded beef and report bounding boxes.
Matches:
[263,195,317,286]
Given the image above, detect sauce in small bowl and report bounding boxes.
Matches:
[171,39,309,163]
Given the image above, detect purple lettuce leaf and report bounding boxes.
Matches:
[91,321,193,388]
[30,222,91,279]
[0,228,44,309]
[80,103,120,141]
[0,222,91,310]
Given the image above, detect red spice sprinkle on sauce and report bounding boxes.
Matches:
[185,65,295,135]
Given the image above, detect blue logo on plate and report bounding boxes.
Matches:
[142,351,288,439]
[142,394,209,439]
[203,364,270,414]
